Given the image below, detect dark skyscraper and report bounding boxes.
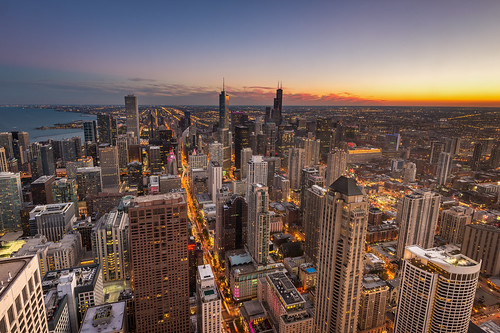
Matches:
[216,195,248,262]
[83,120,98,143]
[125,94,140,142]
[316,117,333,163]
[97,113,117,145]
[471,142,483,171]
[234,125,250,169]
[219,80,230,129]
[271,82,283,125]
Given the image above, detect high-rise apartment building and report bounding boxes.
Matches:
[117,135,129,171]
[303,185,327,266]
[316,118,332,163]
[92,210,129,282]
[240,147,253,179]
[439,206,473,244]
[325,148,347,187]
[40,145,56,176]
[52,178,78,208]
[83,120,97,143]
[208,161,222,203]
[394,245,480,333]
[125,94,140,143]
[287,148,305,190]
[246,155,268,194]
[436,151,451,185]
[395,189,441,259]
[148,145,162,173]
[247,184,270,265]
[358,275,388,333]
[471,142,483,171]
[0,256,49,333]
[189,152,208,170]
[215,194,247,262]
[462,224,500,276]
[429,141,444,164]
[300,136,321,167]
[402,161,416,183]
[196,265,222,333]
[314,176,368,333]
[99,145,120,192]
[234,125,250,170]
[0,172,23,231]
[0,132,14,158]
[129,194,189,333]
[97,114,117,145]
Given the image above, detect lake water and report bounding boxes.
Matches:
[0,107,96,142]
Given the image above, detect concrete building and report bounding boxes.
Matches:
[0,147,7,172]
[436,151,452,185]
[189,152,208,170]
[395,189,441,259]
[44,288,71,333]
[208,141,223,166]
[99,145,120,193]
[325,148,347,187]
[287,147,305,189]
[403,162,416,183]
[0,256,49,333]
[31,175,56,205]
[148,145,162,173]
[314,177,368,333]
[129,194,190,332]
[159,174,182,193]
[358,275,388,333]
[65,157,93,179]
[439,206,473,244]
[208,161,222,203]
[117,135,129,171]
[462,224,500,276]
[246,155,268,196]
[42,264,104,331]
[125,94,140,143]
[247,184,270,266]
[80,301,127,333]
[303,185,327,266]
[97,114,117,146]
[240,147,253,179]
[394,245,480,333]
[0,172,23,231]
[259,272,314,333]
[196,265,221,333]
[92,211,129,282]
[29,203,76,242]
[76,167,101,200]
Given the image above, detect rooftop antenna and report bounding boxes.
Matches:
[223,77,225,91]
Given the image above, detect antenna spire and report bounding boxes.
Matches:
[223,77,225,91]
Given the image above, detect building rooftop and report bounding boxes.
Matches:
[131,192,186,207]
[330,176,363,196]
[32,175,55,184]
[362,274,388,290]
[228,251,253,267]
[406,245,481,274]
[30,202,73,217]
[80,301,126,333]
[0,257,31,299]
[42,264,100,290]
[267,272,305,307]
[198,264,214,281]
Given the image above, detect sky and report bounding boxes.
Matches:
[1,0,500,106]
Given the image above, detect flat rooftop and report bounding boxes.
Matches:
[267,272,304,307]
[406,245,480,274]
[0,257,31,299]
[80,301,126,333]
[43,264,100,289]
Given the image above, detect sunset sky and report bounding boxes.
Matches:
[1,0,500,106]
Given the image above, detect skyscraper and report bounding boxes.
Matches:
[395,189,441,259]
[316,118,332,163]
[429,141,444,164]
[439,206,473,244]
[436,151,451,185]
[97,114,117,145]
[462,224,500,276]
[92,210,129,282]
[196,265,222,333]
[83,120,98,143]
[40,144,55,176]
[76,166,101,200]
[0,147,7,172]
[234,125,250,170]
[99,145,120,192]
[246,155,268,196]
[215,194,247,262]
[287,147,305,189]
[52,177,78,208]
[394,245,480,333]
[129,194,189,333]
[219,80,230,129]
[303,185,327,266]
[271,82,283,125]
[325,148,347,187]
[471,141,483,171]
[314,176,368,333]
[148,145,162,173]
[117,135,129,171]
[240,147,253,179]
[402,161,416,183]
[31,175,55,205]
[247,183,270,265]
[208,161,222,203]
[29,202,76,242]
[0,172,23,231]
[208,141,223,165]
[125,94,140,142]
[358,275,388,333]
[0,132,14,158]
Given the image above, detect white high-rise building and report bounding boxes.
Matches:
[208,141,223,165]
[394,245,480,333]
[314,176,368,333]
[246,155,268,197]
[240,147,253,179]
[208,161,223,203]
[287,147,305,189]
[436,151,451,185]
[247,184,270,265]
[125,95,140,143]
[0,256,49,333]
[403,162,416,183]
[92,211,129,282]
[325,149,347,187]
[196,265,221,333]
[395,189,441,259]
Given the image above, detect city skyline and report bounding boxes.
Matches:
[1,0,500,106]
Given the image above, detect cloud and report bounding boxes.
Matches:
[128,78,158,82]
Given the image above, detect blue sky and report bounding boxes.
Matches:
[1,0,500,105]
